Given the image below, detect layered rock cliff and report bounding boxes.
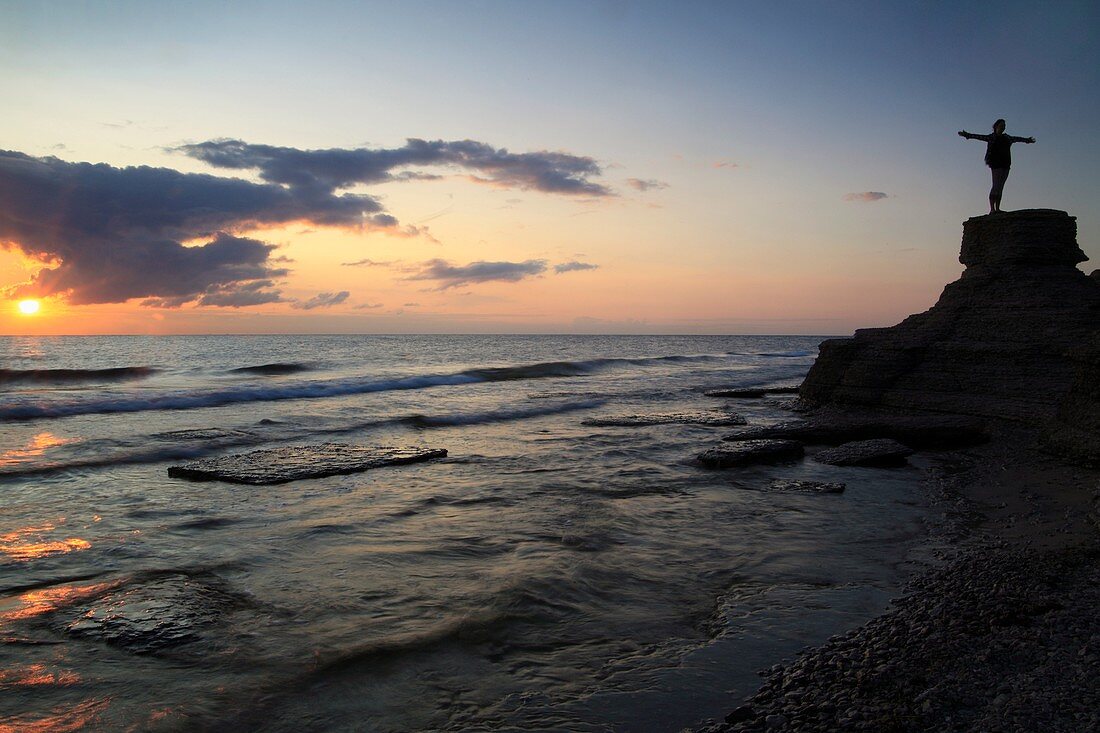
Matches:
[1045,333,1100,463]
[800,209,1100,421]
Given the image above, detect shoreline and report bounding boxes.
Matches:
[695,423,1100,732]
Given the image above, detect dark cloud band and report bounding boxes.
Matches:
[0,139,610,306]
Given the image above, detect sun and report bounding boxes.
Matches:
[17,299,40,315]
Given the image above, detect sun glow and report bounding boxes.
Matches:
[17,299,40,315]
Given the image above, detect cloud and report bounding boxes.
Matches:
[291,290,350,310]
[0,137,611,306]
[713,161,740,169]
[177,138,613,197]
[626,178,669,192]
[554,261,599,274]
[354,301,383,310]
[196,279,287,308]
[341,258,395,267]
[406,259,548,290]
[0,150,355,305]
[843,191,889,202]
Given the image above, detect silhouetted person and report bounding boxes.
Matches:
[958,119,1035,214]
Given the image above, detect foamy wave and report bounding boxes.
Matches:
[0,373,483,421]
[0,353,729,421]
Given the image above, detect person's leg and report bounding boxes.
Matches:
[989,168,1009,212]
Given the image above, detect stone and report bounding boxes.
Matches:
[698,439,804,467]
[706,388,768,398]
[722,414,987,449]
[584,411,747,427]
[813,439,913,467]
[1044,333,1100,465]
[799,210,1100,420]
[768,479,846,494]
[167,443,447,484]
[61,573,244,654]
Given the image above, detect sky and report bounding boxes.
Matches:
[2,0,1097,335]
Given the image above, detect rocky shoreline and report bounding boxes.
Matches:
[694,209,1100,732]
[695,431,1100,732]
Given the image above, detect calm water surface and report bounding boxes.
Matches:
[0,335,932,732]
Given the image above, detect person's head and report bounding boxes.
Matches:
[993,119,1006,134]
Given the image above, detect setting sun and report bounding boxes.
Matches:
[17,299,40,315]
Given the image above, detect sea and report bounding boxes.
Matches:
[0,335,934,732]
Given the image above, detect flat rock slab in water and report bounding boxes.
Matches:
[698,439,804,467]
[722,414,987,449]
[768,479,846,494]
[705,388,768,398]
[813,438,913,467]
[706,385,802,398]
[584,411,747,427]
[167,444,448,484]
[62,574,242,654]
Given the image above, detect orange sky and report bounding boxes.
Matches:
[2,3,1096,335]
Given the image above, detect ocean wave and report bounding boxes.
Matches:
[404,398,605,427]
[0,353,730,420]
[0,366,159,385]
[749,350,816,358]
[0,399,602,476]
[228,363,312,376]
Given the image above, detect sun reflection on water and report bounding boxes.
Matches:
[0,523,91,562]
[0,664,80,688]
[0,697,110,733]
[0,582,117,624]
[0,432,73,467]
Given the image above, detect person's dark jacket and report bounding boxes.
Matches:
[965,132,1032,169]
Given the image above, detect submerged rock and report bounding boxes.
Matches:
[167,443,447,484]
[698,440,804,467]
[800,210,1100,420]
[722,413,987,449]
[155,427,254,441]
[768,479,846,494]
[62,573,243,654]
[813,438,913,467]
[706,385,803,398]
[584,411,747,427]
[706,388,768,398]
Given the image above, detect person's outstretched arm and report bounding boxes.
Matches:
[1009,135,1036,144]
[958,131,993,141]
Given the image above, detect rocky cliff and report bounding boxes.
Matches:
[800,209,1100,422]
[1045,333,1100,463]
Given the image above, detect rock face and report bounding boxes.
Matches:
[1045,333,1100,464]
[168,444,447,484]
[800,210,1100,420]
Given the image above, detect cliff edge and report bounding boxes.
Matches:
[800,209,1100,424]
